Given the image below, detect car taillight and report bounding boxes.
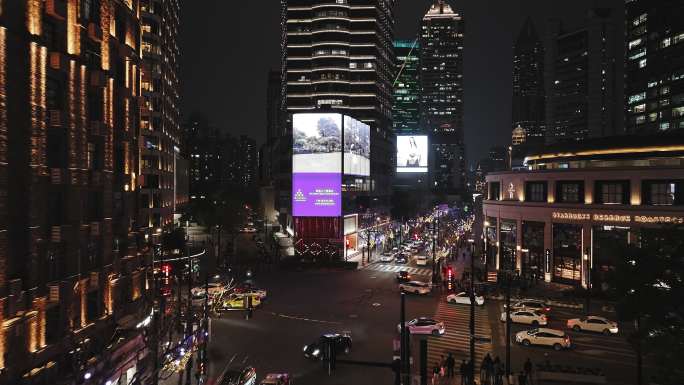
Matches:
[544,307,550,312]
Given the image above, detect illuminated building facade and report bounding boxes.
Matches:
[625,0,684,134]
[420,0,466,195]
[140,0,182,231]
[0,1,150,383]
[512,18,545,146]
[545,9,618,143]
[393,40,420,135]
[483,135,684,290]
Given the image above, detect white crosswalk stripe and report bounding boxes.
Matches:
[361,263,432,276]
[426,298,493,372]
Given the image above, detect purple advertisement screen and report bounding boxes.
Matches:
[292,173,341,217]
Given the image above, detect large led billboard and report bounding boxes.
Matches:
[343,116,370,176]
[293,113,342,173]
[292,173,341,217]
[397,135,428,173]
[292,113,343,217]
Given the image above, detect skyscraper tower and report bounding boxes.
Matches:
[393,40,421,134]
[512,18,545,146]
[625,0,684,134]
[140,0,182,232]
[420,0,466,195]
[545,9,617,143]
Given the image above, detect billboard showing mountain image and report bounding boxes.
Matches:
[293,113,342,173]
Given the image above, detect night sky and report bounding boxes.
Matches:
[180,0,623,165]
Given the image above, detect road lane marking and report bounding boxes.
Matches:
[268,311,341,324]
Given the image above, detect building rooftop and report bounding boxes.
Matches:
[424,0,460,19]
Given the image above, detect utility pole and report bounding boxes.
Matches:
[400,292,410,385]
[505,269,512,378]
[185,255,194,385]
[469,244,475,385]
[150,242,160,385]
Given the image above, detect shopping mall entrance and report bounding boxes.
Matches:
[553,223,582,284]
[522,221,545,281]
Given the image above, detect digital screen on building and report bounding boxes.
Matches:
[396,135,428,173]
[292,173,341,217]
[343,116,371,176]
[293,113,342,173]
[292,113,343,217]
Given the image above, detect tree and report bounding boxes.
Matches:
[609,226,684,384]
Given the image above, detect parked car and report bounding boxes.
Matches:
[567,316,618,335]
[399,281,432,295]
[397,317,445,336]
[415,255,428,266]
[515,328,571,350]
[379,252,395,263]
[303,332,352,360]
[217,365,257,385]
[447,292,485,306]
[260,373,291,385]
[501,310,547,326]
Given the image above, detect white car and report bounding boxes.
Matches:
[415,255,428,266]
[191,282,226,297]
[515,328,571,350]
[505,299,551,314]
[379,252,395,263]
[398,317,445,336]
[501,310,547,326]
[447,292,485,306]
[399,281,432,295]
[567,316,618,335]
[241,227,257,233]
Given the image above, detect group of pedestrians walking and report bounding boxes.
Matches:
[431,353,534,385]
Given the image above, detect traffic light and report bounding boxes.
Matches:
[447,268,453,291]
[162,264,171,277]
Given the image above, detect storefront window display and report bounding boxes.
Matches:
[592,225,628,292]
[500,219,517,272]
[522,221,545,281]
[553,224,582,283]
[485,217,497,268]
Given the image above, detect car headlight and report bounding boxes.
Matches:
[312,349,320,356]
[303,345,308,352]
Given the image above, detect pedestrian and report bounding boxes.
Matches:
[518,371,527,385]
[433,364,441,385]
[481,353,493,385]
[446,353,456,378]
[440,354,446,377]
[465,359,473,385]
[494,362,504,385]
[524,357,533,385]
[460,359,467,385]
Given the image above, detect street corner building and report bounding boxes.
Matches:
[482,135,684,291]
[0,0,177,384]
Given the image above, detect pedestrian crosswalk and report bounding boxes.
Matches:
[361,262,432,276]
[425,297,493,374]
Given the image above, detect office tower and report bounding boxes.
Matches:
[238,135,257,188]
[545,9,617,143]
[283,0,395,130]
[140,0,182,232]
[393,40,421,134]
[0,1,149,383]
[512,124,527,146]
[625,0,684,133]
[512,18,545,146]
[420,0,466,194]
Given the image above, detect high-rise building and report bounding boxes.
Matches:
[140,0,182,232]
[393,40,421,134]
[238,135,257,188]
[545,9,618,143]
[512,124,527,146]
[0,1,150,383]
[512,18,545,146]
[420,0,466,195]
[625,0,684,134]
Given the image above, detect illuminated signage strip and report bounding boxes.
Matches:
[552,212,684,224]
[525,145,684,163]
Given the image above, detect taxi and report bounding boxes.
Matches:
[221,293,261,309]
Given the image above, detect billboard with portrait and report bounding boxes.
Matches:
[396,135,428,173]
[293,113,342,173]
[292,113,343,217]
[343,115,370,176]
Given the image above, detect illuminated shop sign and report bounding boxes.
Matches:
[552,212,684,224]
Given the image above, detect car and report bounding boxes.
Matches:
[379,252,395,263]
[233,283,268,299]
[415,255,428,266]
[395,254,408,264]
[303,333,352,360]
[501,310,547,326]
[241,227,257,233]
[192,282,228,297]
[515,328,571,350]
[447,292,485,306]
[191,292,213,307]
[259,373,291,385]
[505,299,551,313]
[391,247,399,253]
[567,316,618,335]
[399,281,432,295]
[398,317,445,336]
[396,270,411,283]
[217,365,257,385]
[220,293,262,309]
